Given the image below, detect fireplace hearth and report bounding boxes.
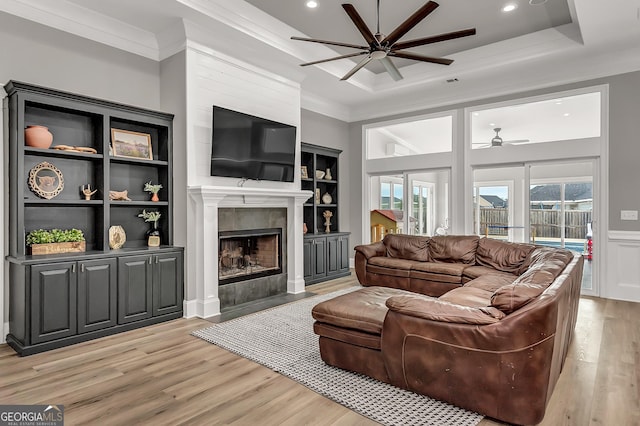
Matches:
[218,228,282,285]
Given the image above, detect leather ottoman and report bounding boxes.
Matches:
[312,286,412,383]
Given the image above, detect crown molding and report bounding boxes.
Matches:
[0,0,159,60]
[301,93,352,122]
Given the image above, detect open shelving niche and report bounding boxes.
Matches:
[4,81,183,355]
[301,142,350,285]
[9,83,175,254]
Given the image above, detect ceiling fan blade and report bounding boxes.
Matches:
[389,51,453,65]
[381,1,439,46]
[342,4,378,46]
[380,57,403,81]
[391,28,476,51]
[340,54,373,81]
[291,36,368,50]
[300,51,368,67]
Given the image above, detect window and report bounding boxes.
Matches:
[366,115,453,159]
[470,92,601,149]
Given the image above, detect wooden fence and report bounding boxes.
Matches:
[477,208,592,239]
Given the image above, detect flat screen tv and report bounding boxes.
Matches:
[211,106,296,182]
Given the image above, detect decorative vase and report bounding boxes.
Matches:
[24,125,53,149]
[322,192,333,204]
[146,222,161,247]
[325,168,332,180]
[151,192,160,202]
[303,222,308,234]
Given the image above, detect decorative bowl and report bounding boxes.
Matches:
[315,170,326,180]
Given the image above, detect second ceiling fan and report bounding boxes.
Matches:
[292,0,476,81]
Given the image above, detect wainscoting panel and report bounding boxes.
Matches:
[606,231,640,302]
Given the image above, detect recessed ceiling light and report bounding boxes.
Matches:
[502,4,517,12]
[563,113,571,117]
[306,0,318,8]
[489,123,496,126]
[529,0,548,5]
[473,112,480,117]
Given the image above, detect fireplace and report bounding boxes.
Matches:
[218,228,282,285]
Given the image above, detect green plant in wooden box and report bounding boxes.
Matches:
[26,228,86,255]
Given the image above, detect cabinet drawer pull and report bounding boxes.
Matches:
[155,257,159,264]
[72,264,76,273]
[148,257,152,265]
[81,264,85,273]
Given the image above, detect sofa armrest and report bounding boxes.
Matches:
[386,294,504,325]
[354,241,386,259]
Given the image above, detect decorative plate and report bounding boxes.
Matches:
[28,161,64,199]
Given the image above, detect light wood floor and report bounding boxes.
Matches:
[1,273,638,425]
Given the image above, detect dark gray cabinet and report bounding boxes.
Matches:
[327,234,350,276]
[153,252,183,316]
[117,251,183,323]
[303,233,350,285]
[77,258,117,333]
[4,81,184,356]
[30,262,77,344]
[8,248,184,356]
[301,142,350,285]
[118,255,153,324]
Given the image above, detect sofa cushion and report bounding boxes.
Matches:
[412,261,467,277]
[386,294,505,324]
[464,274,517,292]
[429,235,479,264]
[439,286,494,308]
[491,248,574,313]
[462,265,517,281]
[476,238,535,274]
[312,286,409,334]
[368,257,418,278]
[383,234,430,262]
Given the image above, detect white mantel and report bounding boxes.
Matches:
[185,185,313,318]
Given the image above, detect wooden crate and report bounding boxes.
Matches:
[30,241,86,255]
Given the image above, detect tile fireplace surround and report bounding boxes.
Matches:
[186,185,313,318]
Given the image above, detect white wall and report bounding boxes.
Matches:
[183,42,301,305]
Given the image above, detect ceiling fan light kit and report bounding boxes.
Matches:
[292,1,476,81]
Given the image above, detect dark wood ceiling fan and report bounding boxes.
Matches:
[291,0,476,81]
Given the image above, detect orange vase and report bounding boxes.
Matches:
[25,125,53,149]
[151,193,160,202]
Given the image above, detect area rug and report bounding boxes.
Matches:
[192,288,483,426]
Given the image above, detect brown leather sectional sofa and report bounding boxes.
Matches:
[312,234,584,425]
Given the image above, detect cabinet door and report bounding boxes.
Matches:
[78,258,117,333]
[152,252,183,316]
[30,262,77,344]
[313,237,327,278]
[118,255,153,324]
[339,235,350,272]
[326,235,340,275]
[303,238,314,283]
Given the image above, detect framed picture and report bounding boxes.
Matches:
[111,128,153,160]
[301,165,308,179]
[315,188,320,204]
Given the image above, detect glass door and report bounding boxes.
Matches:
[407,170,449,236]
[369,170,449,241]
[529,161,594,292]
[472,166,524,242]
